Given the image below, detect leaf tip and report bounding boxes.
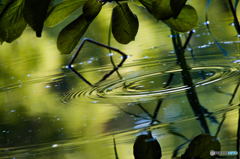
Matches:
[36,32,42,37]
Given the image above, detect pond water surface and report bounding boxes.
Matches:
[0,0,239,159]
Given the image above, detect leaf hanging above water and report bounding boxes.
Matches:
[153,0,173,21]
[46,0,55,17]
[170,0,187,19]
[0,0,11,15]
[138,0,153,14]
[112,3,139,44]
[57,0,101,54]
[133,132,162,159]
[0,0,27,44]
[23,0,52,37]
[181,134,221,159]
[164,5,198,32]
[44,0,87,27]
[57,14,90,54]
[83,0,102,21]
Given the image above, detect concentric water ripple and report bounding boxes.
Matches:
[60,65,239,103]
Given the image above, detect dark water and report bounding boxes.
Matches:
[0,1,239,159]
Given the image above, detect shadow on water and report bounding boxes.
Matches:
[67,27,239,159]
[0,105,67,157]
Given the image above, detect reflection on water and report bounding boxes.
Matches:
[0,1,240,159]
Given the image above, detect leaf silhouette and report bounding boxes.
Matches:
[153,0,173,20]
[138,0,153,14]
[170,0,187,19]
[83,0,102,21]
[133,132,162,159]
[164,5,198,32]
[0,0,11,15]
[0,0,27,44]
[112,3,139,44]
[181,134,221,159]
[45,0,87,27]
[57,14,90,54]
[23,0,52,37]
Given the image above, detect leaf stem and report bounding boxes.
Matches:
[228,0,240,35]
[108,12,123,79]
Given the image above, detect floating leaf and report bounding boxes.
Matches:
[44,0,87,27]
[138,0,153,13]
[57,14,90,54]
[181,134,221,159]
[83,0,102,21]
[153,0,173,20]
[112,3,139,44]
[133,132,162,159]
[170,0,187,18]
[164,5,198,32]
[23,0,52,37]
[0,0,27,44]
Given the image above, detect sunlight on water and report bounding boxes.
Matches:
[0,1,239,159]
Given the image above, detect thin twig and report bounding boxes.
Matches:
[184,32,195,61]
[205,0,229,56]
[68,38,127,87]
[150,99,163,125]
[113,135,119,159]
[108,13,123,79]
[228,83,240,105]
[150,73,174,125]
[183,30,193,51]
[215,114,226,136]
[228,0,240,34]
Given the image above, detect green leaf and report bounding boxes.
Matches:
[23,0,52,37]
[181,134,221,159]
[44,0,87,27]
[170,0,187,19]
[0,0,27,44]
[112,3,139,44]
[133,132,162,159]
[163,5,198,32]
[138,0,153,14]
[57,14,90,54]
[153,0,173,20]
[83,0,102,21]
[46,0,55,16]
[0,0,11,15]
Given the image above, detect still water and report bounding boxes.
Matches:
[0,0,239,159]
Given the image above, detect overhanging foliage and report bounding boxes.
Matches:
[0,0,198,53]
